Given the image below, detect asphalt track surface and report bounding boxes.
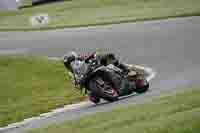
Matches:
[1,16,200,133]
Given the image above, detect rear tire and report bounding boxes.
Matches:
[134,79,149,94]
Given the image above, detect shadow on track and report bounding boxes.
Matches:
[88,93,139,108]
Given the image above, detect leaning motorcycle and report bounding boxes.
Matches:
[72,57,150,104]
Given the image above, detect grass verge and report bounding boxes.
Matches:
[0,0,200,31]
[29,88,200,133]
[0,56,85,127]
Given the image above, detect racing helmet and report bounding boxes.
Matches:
[63,51,78,70]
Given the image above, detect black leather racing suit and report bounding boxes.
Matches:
[98,53,129,74]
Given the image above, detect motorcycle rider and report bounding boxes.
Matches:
[63,51,136,103]
[98,52,130,74]
[63,51,130,85]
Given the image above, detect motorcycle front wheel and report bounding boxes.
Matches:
[88,76,119,102]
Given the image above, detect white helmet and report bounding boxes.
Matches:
[63,51,78,69]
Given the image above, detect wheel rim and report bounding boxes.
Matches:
[96,79,117,96]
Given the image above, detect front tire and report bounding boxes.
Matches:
[88,92,101,104]
[88,76,119,102]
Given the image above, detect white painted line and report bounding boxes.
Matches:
[0,64,155,132]
[0,101,91,132]
[23,117,40,123]
[39,112,55,117]
[52,101,90,114]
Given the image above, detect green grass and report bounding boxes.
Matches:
[0,56,86,127]
[0,0,200,31]
[28,88,200,133]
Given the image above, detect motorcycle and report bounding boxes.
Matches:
[72,56,150,104]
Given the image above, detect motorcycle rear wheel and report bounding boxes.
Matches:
[134,79,149,94]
